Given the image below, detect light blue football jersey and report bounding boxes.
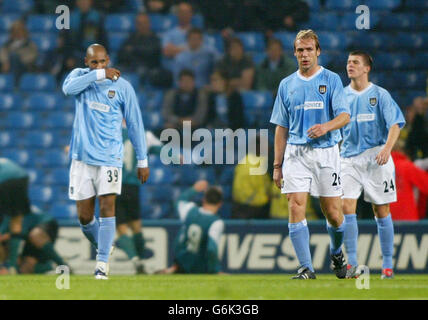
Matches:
[270,66,350,148]
[63,68,148,167]
[340,83,405,158]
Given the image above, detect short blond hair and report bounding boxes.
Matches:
[294,29,321,51]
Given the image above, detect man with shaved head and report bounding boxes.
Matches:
[62,44,150,280]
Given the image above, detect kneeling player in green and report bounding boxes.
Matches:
[0,209,67,274]
[159,180,224,274]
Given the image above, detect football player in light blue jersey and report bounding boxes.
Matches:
[270,30,350,280]
[62,44,150,280]
[341,51,405,279]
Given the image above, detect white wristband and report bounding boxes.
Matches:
[96,69,106,80]
[137,159,148,168]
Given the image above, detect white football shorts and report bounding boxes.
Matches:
[341,145,396,205]
[281,144,343,197]
[69,159,122,201]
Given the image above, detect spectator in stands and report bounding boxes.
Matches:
[262,0,310,34]
[255,38,295,93]
[144,0,172,13]
[390,139,428,220]
[231,134,271,219]
[162,69,208,130]
[405,96,428,160]
[215,37,255,91]
[117,13,172,87]
[173,28,216,88]
[162,1,194,59]
[0,20,38,80]
[204,71,245,130]
[64,0,107,62]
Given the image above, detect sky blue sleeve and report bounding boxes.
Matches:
[62,68,97,96]
[269,81,289,128]
[122,82,148,162]
[330,74,350,117]
[380,90,406,129]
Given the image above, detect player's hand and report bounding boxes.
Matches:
[273,168,283,189]
[105,68,121,81]
[193,180,209,192]
[375,147,391,166]
[307,124,328,139]
[137,167,150,184]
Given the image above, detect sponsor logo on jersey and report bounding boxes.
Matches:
[319,85,327,94]
[357,113,375,122]
[89,101,110,112]
[108,90,116,98]
[369,97,377,106]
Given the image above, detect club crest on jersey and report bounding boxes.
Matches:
[108,90,115,98]
[369,97,377,106]
[319,85,327,94]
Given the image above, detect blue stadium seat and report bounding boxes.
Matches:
[105,14,135,32]
[369,0,400,10]
[19,73,56,92]
[236,32,266,52]
[0,32,7,46]
[406,0,428,9]
[27,168,45,184]
[251,52,266,65]
[39,149,69,167]
[0,14,20,31]
[221,184,232,201]
[241,91,274,110]
[413,52,428,67]
[122,72,140,90]
[142,203,171,219]
[45,168,69,185]
[192,14,204,29]
[218,201,231,219]
[218,165,235,184]
[4,112,37,129]
[49,202,77,220]
[145,90,164,110]
[0,74,15,92]
[148,14,177,33]
[107,32,129,51]
[43,112,74,129]
[0,93,22,110]
[317,32,348,50]
[146,167,174,185]
[27,15,58,32]
[178,166,215,185]
[2,0,34,13]
[325,0,359,9]
[20,131,54,148]
[378,14,416,30]
[31,33,58,52]
[0,149,31,166]
[304,0,320,10]
[273,32,295,50]
[143,111,163,131]
[303,12,340,31]
[403,72,426,89]
[204,33,224,54]
[0,131,17,148]
[29,185,53,203]
[25,93,64,110]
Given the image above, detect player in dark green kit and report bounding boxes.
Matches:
[0,208,67,274]
[159,180,225,274]
[115,123,164,273]
[0,158,32,273]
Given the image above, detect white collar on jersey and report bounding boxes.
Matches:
[347,82,373,95]
[297,66,324,81]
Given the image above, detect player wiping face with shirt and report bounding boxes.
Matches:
[62,44,150,280]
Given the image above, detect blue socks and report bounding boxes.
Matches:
[97,217,116,263]
[80,217,99,249]
[375,214,394,269]
[326,220,345,255]
[289,219,314,272]
[344,214,358,266]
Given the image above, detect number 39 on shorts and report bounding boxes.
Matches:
[107,169,119,183]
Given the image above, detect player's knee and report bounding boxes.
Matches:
[78,212,94,225]
[373,204,390,218]
[28,228,44,248]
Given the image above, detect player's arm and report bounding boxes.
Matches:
[307,112,350,139]
[376,124,401,165]
[122,83,149,183]
[62,68,121,96]
[273,125,288,189]
[175,181,208,221]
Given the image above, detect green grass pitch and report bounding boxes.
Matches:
[0,274,427,300]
